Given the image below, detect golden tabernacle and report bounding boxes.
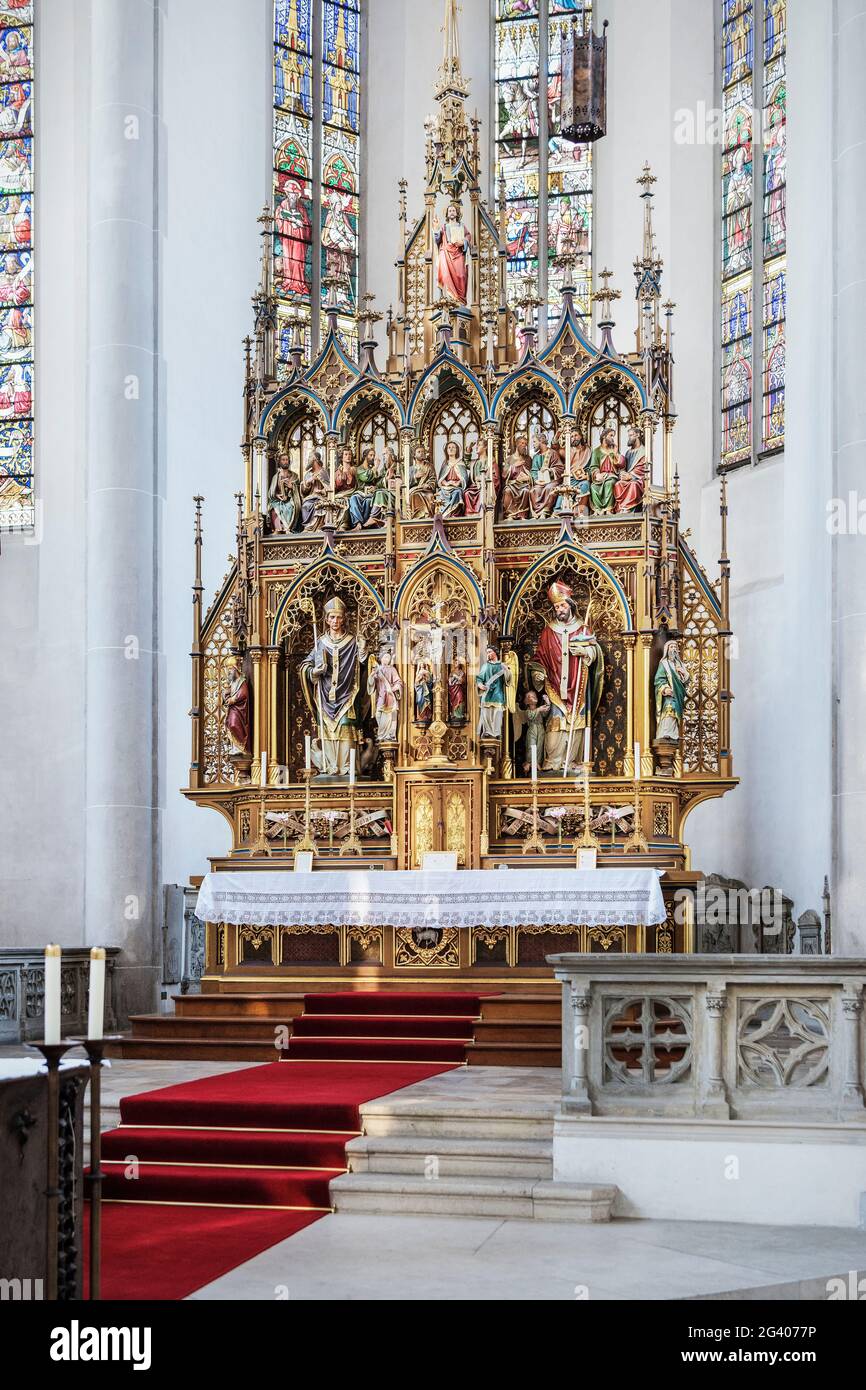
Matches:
[184,7,736,981]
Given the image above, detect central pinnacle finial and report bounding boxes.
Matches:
[437,0,469,99]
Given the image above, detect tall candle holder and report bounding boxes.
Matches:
[623,777,649,853]
[25,1039,76,1300]
[339,779,364,856]
[67,1037,113,1301]
[249,794,273,857]
[296,769,318,855]
[522,774,547,856]
[575,766,601,855]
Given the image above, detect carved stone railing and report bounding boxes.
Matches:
[548,954,866,1124]
[0,949,120,1044]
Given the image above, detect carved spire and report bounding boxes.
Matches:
[634,164,663,353]
[593,267,621,355]
[438,0,469,100]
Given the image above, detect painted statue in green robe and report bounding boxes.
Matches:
[654,639,689,742]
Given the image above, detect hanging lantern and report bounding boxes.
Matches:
[559,18,608,145]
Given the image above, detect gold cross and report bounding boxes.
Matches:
[637,163,657,196]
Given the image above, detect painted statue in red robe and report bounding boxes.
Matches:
[528,581,604,772]
[435,202,471,305]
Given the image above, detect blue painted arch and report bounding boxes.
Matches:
[502,541,633,636]
[270,556,385,646]
[394,550,485,616]
[406,351,491,429]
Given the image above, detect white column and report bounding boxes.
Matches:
[831,0,866,954]
[85,0,164,1020]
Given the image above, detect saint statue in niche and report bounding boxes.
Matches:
[300,596,367,776]
[413,659,436,726]
[435,200,471,305]
[529,581,604,772]
[408,445,438,517]
[476,646,511,740]
[447,660,468,726]
[654,639,689,743]
[367,648,403,743]
[299,449,328,530]
[500,437,534,520]
[614,426,647,513]
[588,428,623,515]
[223,657,251,754]
[267,452,302,533]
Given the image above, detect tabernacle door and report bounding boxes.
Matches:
[396,769,484,870]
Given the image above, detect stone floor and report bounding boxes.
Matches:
[5,1049,864,1300]
[189,1212,866,1301]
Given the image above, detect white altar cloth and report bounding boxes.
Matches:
[195,868,666,930]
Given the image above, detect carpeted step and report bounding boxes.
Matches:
[103,1126,352,1170]
[302,991,484,1016]
[101,1161,337,1209]
[291,1013,476,1039]
[119,1060,456,1132]
[282,1036,467,1063]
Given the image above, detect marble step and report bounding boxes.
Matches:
[358,1098,556,1142]
[330,1172,616,1222]
[345,1133,553,1180]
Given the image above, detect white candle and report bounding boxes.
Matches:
[261,751,268,787]
[305,734,312,772]
[531,744,537,782]
[349,749,356,786]
[634,741,641,777]
[44,944,61,1045]
[583,726,591,765]
[88,947,106,1040]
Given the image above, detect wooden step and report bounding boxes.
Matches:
[105,1037,279,1062]
[466,1041,561,1068]
[479,994,561,1022]
[129,1014,295,1041]
[173,993,306,1019]
[472,1020,560,1045]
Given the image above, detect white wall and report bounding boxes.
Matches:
[160,0,271,886]
[0,0,89,946]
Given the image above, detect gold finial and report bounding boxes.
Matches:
[593,267,622,322]
[358,292,383,341]
[637,163,657,196]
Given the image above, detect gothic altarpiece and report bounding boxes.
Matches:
[186,10,736,978]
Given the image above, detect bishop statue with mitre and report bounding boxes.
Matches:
[300,595,367,776]
[528,581,604,772]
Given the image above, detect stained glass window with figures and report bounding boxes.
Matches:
[273,0,362,375]
[494,1,594,342]
[0,5,34,532]
[719,0,785,470]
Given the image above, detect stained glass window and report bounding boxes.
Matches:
[494,0,593,340]
[719,0,785,468]
[0,5,33,531]
[273,0,362,374]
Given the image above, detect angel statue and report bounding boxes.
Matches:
[528,580,604,772]
[299,595,367,776]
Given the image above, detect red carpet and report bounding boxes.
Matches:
[280,991,481,1062]
[94,993,486,1300]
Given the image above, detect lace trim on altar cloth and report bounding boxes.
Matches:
[196,884,664,929]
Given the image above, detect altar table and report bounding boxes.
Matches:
[195,867,666,931]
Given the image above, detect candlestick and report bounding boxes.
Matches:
[44,944,61,1045]
[575,767,601,854]
[25,1039,76,1300]
[623,777,650,854]
[522,774,546,856]
[87,947,106,1040]
[339,778,363,856]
